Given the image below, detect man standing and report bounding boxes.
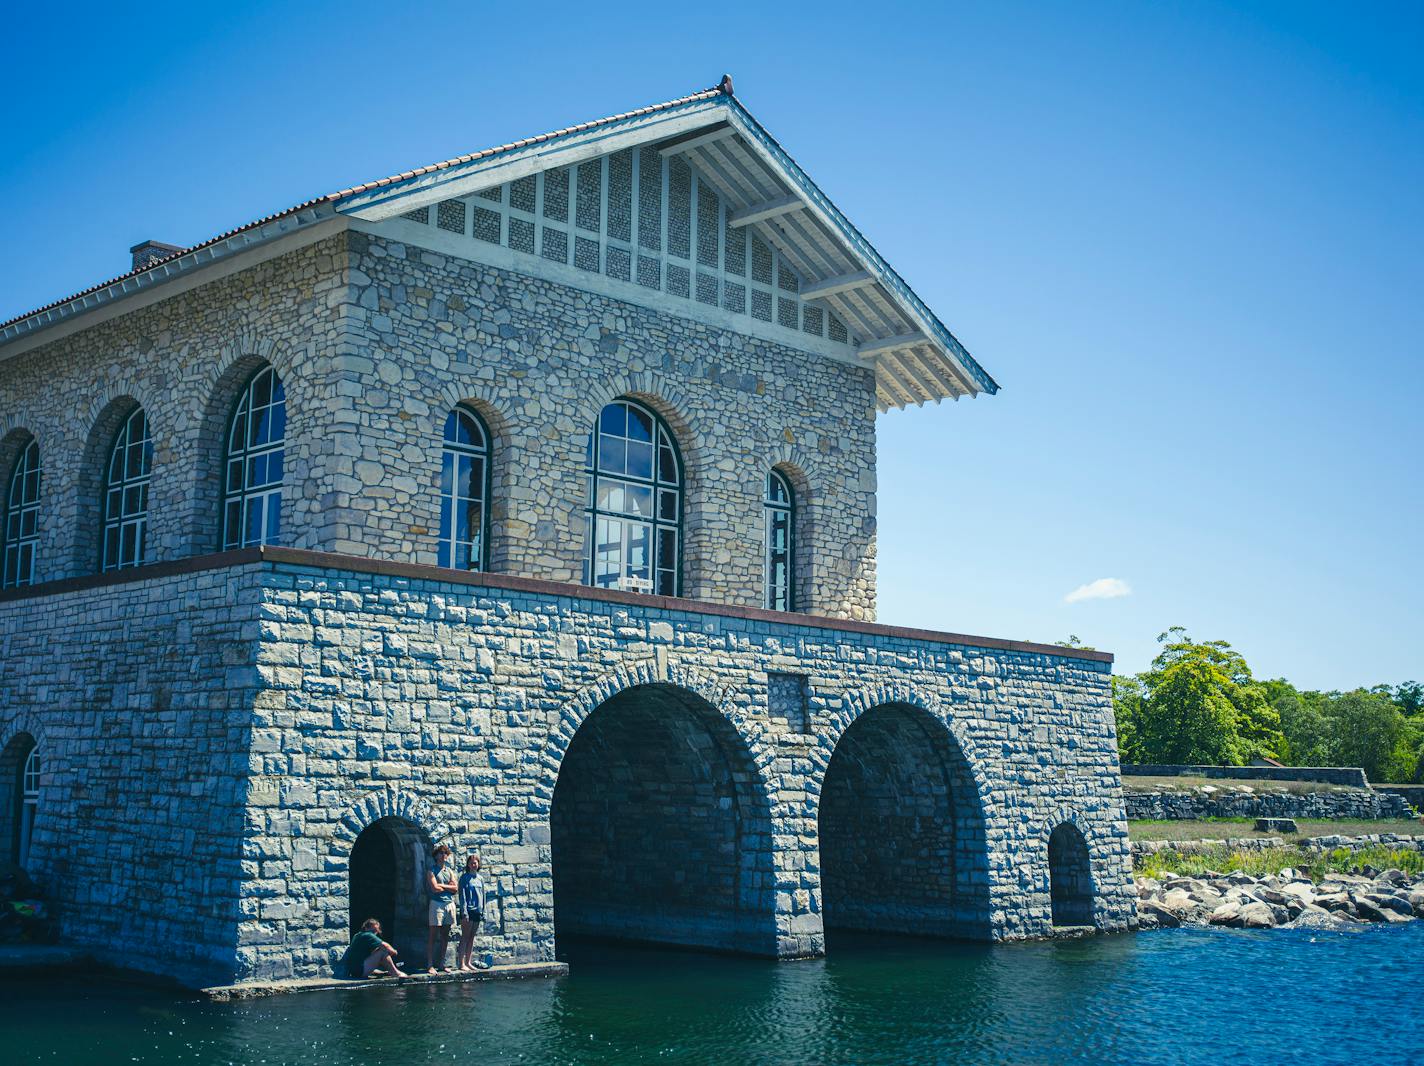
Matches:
[456,854,488,971]
[425,843,458,972]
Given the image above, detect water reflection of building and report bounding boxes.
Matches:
[0,78,1135,987]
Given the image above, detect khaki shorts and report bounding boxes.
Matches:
[429,898,458,927]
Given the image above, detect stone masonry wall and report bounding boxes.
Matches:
[0,236,351,578]
[1,226,877,619]
[238,556,1134,982]
[1125,788,1416,821]
[0,552,1136,986]
[331,229,878,619]
[0,564,265,987]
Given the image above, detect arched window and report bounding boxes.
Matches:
[101,408,153,571]
[222,366,285,550]
[764,470,794,611]
[17,747,39,869]
[2,439,40,589]
[583,399,681,596]
[438,406,491,571]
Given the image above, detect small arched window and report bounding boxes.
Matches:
[102,408,153,571]
[17,746,39,869]
[2,439,40,589]
[584,399,681,596]
[438,406,491,571]
[222,366,286,550]
[764,470,794,611]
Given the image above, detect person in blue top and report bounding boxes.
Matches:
[456,853,489,971]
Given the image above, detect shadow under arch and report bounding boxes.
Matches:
[1047,821,1095,927]
[817,700,993,942]
[550,681,778,957]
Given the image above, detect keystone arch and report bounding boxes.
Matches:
[814,685,994,942]
[544,662,779,957]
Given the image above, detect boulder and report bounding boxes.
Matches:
[1254,817,1298,833]
[1379,869,1409,885]
[1139,900,1182,928]
[1365,893,1415,918]
[1407,890,1424,917]
[1238,902,1278,928]
[1209,902,1242,926]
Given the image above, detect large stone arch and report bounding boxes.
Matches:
[187,337,303,555]
[813,684,995,942]
[542,662,780,956]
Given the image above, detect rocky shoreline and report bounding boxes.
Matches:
[1136,865,1424,930]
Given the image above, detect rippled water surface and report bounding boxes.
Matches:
[4,926,1422,1065]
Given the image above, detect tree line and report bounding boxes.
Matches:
[1083,627,1422,783]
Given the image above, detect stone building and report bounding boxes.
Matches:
[0,78,1136,988]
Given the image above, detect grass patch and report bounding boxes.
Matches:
[1135,845,1424,881]
[1129,818,1424,843]
[1122,775,1363,795]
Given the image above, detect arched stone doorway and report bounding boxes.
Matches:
[1048,822,1094,927]
[550,683,776,956]
[818,703,989,941]
[1,732,38,869]
[347,817,432,959]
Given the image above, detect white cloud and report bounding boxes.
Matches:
[1064,577,1132,605]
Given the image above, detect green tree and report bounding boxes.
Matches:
[1319,689,1405,781]
[1130,628,1282,764]
[1395,681,1424,717]
[1134,656,1244,763]
[1111,673,1147,762]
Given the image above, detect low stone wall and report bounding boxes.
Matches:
[1122,764,1369,788]
[1378,785,1424,810]
[1125,788,1415,821]
[1131,833,1424,859]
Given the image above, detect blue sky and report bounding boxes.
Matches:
[3,2,1419,689]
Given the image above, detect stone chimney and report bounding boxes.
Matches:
[130,240,185,271]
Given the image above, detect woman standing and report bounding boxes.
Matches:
[457,854,488,971]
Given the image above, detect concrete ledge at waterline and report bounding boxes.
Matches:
[200,960,570,1001]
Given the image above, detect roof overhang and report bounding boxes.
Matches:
[0,84,997,408]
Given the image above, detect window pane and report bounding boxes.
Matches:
[626,441,653,481]
[599,402,626,438]
[626,405,653,443]
[598,436,626,475]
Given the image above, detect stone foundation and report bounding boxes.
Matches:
[1,549,1137,987]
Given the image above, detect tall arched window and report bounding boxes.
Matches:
[101,408,153,571]
[584,399,681,596]
[764,470,794,611]
[222,366,285,550]
[438,405,491,570]
[2,439,40,589]
[17,746,39,869]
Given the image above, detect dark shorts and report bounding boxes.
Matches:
[460,912,482,929]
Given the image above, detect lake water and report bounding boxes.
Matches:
[4,926,1422,1065]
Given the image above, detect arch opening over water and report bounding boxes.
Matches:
[818,703,990,942]
[347,816,431,960]
[1048,822,1094,927]
[550,683,776,956]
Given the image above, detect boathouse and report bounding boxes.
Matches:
[0,79,1137,987]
